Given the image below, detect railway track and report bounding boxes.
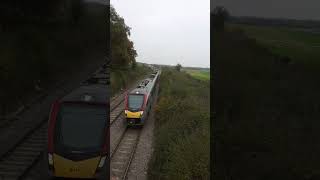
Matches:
[111,91,125,112]
[110,101,125,125]
[110,128,141,180]
[0,123,47,180]
[0,62,110,180]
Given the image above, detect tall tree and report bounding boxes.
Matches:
[212,6,230,31]
[110,6,137,68]
[175,64,182,71]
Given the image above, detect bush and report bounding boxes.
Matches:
[149,68,210,179]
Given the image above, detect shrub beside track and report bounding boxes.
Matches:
[148,67,210,179]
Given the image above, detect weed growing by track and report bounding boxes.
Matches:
[148,67,210,179]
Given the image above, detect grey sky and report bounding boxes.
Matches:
[111,0,210,68]
[214,0,320,20]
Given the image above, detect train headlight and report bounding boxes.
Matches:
[98,156,106,168]
[140,111,144,116]
[124,110,128,115]
[48,153,53,165]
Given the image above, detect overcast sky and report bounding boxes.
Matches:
[111,0,210,68]
[213,0,320,20]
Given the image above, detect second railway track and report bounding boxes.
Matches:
[0,122,47,180]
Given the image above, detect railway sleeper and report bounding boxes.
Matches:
[20,143,45,149]
[25,138,46,145]
[11,150,40,156]
[0,159,33,166]
[4,155,36,162]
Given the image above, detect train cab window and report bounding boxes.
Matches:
[55,104,107,150]
[128,94,144,110]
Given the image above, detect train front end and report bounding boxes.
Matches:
[47,100,109,179]
[124,91,147,126]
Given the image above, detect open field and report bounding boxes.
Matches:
[184,68,210,81]
[228,23,320,66]
[148,68,210,179]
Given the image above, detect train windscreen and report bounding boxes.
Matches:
[55,103,106,150]
[128,94,144,110]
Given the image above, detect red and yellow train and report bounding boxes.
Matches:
[124,70,161,126]
[47,72,109,179]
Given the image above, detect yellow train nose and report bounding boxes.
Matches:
[125,110,143,118]
[53,154,100,178]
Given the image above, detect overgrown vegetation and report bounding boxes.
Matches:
[213,21,320,179]
[149,68,210,179]
[110,63,151,96]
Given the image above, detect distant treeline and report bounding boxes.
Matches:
[183,67,210,71]
[229,16,320,29]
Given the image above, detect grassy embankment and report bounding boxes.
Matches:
[0,2,106,114]
[110,63,151,96]
[214,24,320,179]
[148,68,210,179]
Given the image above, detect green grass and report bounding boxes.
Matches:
[228,23,320,66]
[185,69,210,81]
[148,68,210,180]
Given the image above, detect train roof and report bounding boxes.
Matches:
[129,74,158,95]
[129,87,148,95]
[61,62,109,105]
[61,84,108,105]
